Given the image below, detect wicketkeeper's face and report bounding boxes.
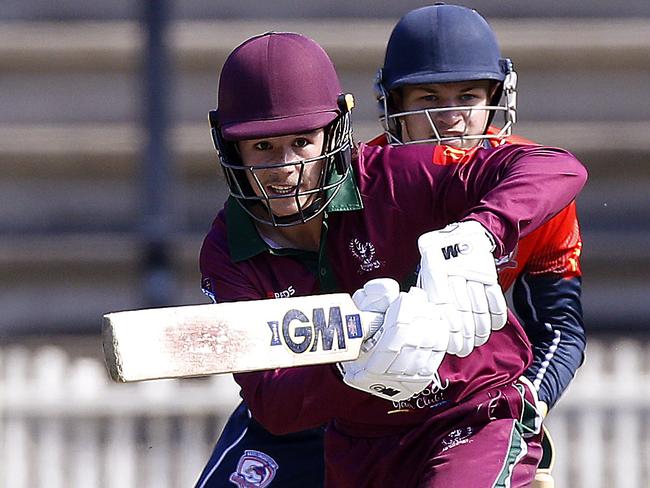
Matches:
[237,129,327,218]
[397,80,497,149]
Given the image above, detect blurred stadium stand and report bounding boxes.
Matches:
[1,1,649,339]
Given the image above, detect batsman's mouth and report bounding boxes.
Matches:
[267,184,297,196]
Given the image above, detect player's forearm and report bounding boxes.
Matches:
[527,340,585,409]
[513,274,586,409]
[234,365,358,435]
[464,147,587,258]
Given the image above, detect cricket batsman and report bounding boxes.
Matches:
[196,6,584,488]
[195,29,586,487]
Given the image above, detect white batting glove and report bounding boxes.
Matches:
[340,281,448,402]
[417,221,507,357]
[352,277,401,314]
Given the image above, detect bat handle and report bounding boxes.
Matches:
[360,312,385,339]
[532,472,554,488]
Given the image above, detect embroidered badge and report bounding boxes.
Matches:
[229,450,279,487]
[349,238,382,273]
[440,426,474,452]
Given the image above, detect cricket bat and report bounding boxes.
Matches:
[102,293,384,383]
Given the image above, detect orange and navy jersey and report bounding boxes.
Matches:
[490,127,583,287]
[498,202,581,290]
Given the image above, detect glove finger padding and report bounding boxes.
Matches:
[466,280,491,344]
[416,259,451,305]
[486,285,507,330]
[417,221,507,355]
[441,305,473,357]
[340,287,448,402]
[352,278,400,314]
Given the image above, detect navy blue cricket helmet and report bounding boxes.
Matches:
[376,3,517,146]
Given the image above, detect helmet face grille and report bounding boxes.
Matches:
[378,101,516,148]
[211,111,354,228]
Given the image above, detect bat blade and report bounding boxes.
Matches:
[102,293,382,382]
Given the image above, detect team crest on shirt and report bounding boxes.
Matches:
[349,238,383,273]
[229,449,279,487]
[440,426,474,452]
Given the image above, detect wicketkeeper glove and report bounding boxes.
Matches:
[417,220,507,357]
[340,278,448,402]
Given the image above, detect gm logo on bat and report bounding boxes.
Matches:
[267,307,363,354]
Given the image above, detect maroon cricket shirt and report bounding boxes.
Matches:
[200,142,587,436]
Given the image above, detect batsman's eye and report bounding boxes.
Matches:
[253,141,272,151]
[293,137,310,148]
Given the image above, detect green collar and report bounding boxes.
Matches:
[226,168,362,262]
[325,166,363,213]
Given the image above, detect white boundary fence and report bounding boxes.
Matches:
[544,339,650,488]
[1,338,649,488]
[0,346,240,488]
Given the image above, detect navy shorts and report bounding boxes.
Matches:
[195,401,325,487]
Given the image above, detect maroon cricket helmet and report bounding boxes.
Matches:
[208,32,355,227]
[216,32,343,140]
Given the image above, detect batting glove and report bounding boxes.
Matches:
[417,220,507,357]
[340,280,448,402]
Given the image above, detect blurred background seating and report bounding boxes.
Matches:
[1,2,649,487]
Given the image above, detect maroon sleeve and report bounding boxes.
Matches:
[357,143,587,260]
[234,365,363,434]
[199,213,263,303]
[454,145,588,258]
[200,215,370,433]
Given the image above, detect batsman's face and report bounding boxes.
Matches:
[398,81,496,149]
[238,130,326,217]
